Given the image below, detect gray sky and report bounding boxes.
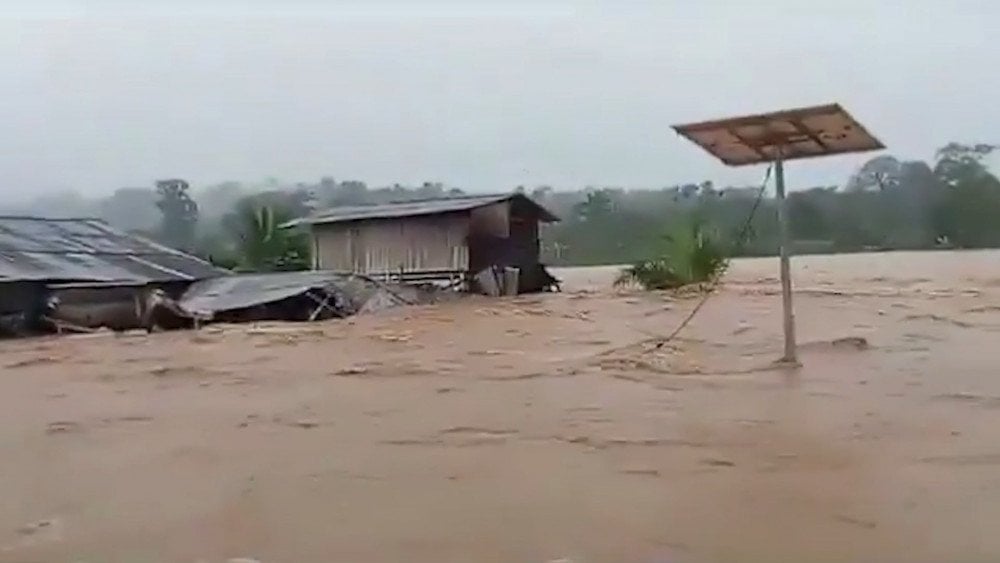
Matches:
[2,1,998,199]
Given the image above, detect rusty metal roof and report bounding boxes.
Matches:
[282,193,559,228]
[0,216,228,283]
[672,103,884,167]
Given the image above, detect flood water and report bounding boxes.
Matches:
[2,250,1000,562]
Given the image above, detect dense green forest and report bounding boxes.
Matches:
[4,142,998,270]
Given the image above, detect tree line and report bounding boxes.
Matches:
[2,142,997,271]
[539,142,1000,264]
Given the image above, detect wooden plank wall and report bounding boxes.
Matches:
[468,202,510,238]
[312,212,471,275]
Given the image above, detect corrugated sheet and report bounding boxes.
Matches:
[0,216,227,283]
[178,270,408,316]
[180,271,348,314]
[283,193,558,227]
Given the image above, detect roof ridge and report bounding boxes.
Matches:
[382,192,511,203]
[310,192,512,212]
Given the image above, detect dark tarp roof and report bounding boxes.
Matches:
[0,216,227,283]
[282,193,559,228]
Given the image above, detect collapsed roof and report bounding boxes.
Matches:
[177,270,411,320]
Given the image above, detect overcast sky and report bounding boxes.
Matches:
[1,1,998,199]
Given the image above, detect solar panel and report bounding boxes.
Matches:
[672,103,884,166]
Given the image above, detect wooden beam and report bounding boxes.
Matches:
[790,119,829,151]
[726,128,770,159]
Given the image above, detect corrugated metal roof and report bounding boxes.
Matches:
[178,270,408,316]
[180,271,352,314]
[0,216,228,283]
[282,193,558,228]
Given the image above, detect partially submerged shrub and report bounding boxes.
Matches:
[615,219,729,290]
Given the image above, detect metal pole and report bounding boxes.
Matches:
[774,154,798,364]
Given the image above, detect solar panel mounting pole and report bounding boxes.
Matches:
[671,103,885,367]
[773,150,798,364]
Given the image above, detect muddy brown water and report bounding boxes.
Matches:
[2,250,1000,562]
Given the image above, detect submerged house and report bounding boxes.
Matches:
[283,193,559,291]
[0,216,226,334]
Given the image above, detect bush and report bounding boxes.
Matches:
[615,219,729,290]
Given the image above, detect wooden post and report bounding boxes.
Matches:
[774,154,798,364]
[311,234,320,270]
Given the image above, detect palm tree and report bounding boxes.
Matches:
[229,201,311,272]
